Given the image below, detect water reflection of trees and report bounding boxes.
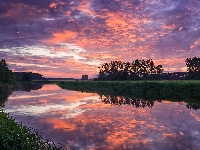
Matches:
[0,84,44,107]
[99,95,200,110]
[100,95,154,108]
[0,86,15,107]
[15,83,43,92]
[186,103,200,110]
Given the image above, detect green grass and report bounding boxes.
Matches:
[57,80,200,103]
[0,109,65,150]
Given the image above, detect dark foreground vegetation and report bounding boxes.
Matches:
[0,110,64,150]
[58,80,200,103]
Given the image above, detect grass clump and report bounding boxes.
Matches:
[0,109,64,150]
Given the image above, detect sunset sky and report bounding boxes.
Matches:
[0,0,200,78]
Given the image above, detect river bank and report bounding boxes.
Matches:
[57,80,200,103]
[0,82,65,150]
[0,109,64,150]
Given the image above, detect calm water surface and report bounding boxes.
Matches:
[3,84,200,150]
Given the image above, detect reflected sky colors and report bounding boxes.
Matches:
[4,84,200,150]
[1,0,200,78]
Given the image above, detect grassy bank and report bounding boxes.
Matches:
[0,110,64,150]
[58,80,200,103]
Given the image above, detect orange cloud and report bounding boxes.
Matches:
[104,12,130,31]
[65,59,98,74]
[49,3,57,8]
[154,58,186,66]
[163,133,177,138]
[45,30,78,44]
[30,70,80,78]
[190,39,200,49]
[66,11,71,16]
[162,24,177,30]
[38,99,48,104]
[77,0,96,16]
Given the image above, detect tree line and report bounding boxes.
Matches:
[96,56,200,80]
[0,59,16,84]
[1,56,200,83]
[96,59,163,80]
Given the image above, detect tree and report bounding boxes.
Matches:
[0,59,16,84]
[96,59,164,81]
[0,62,5,83]
[18,72,33,82]
[185,56,200,79]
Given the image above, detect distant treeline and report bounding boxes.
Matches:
[13,72,45,82]
[0,59,45,84]
[95,56,200,81]
[0,59,16,85]
[96,59,163,81]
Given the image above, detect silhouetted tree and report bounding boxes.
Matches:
[185,56,200,79]
[97,59,163,81]
[0,59,16,84]
[0,62,5,83]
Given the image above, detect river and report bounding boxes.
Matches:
[2,84,200,150]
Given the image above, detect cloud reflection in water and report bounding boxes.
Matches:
[4,84,200,150]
